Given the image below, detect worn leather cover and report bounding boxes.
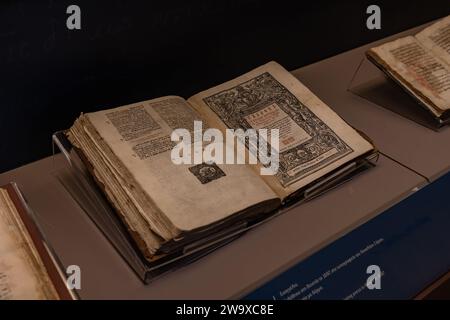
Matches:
[2,183,75,300]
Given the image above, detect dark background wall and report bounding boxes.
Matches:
[1,0,449,173]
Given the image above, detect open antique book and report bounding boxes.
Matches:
[367,15,450,125]
[67,62,377,272]
[0,183,74,300]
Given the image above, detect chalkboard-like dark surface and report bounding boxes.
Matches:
[1,0,449,173]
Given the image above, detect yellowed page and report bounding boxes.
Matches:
[69,118,166,256]
[0,188,58,300]
[416,15,450,66]
[368,36,450,115]
[86,96,278,233]
[188,62,374,199]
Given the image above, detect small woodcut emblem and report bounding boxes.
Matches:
[189,163,226,184]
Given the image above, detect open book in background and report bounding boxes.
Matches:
[0,183,75,300]
[367,15,450,127]
[63,61,377,282]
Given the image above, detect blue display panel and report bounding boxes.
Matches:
[245,173,450,300]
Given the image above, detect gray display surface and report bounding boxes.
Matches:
[292,20,450,182]
[0,20,447,299]
[0,153,425,299]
